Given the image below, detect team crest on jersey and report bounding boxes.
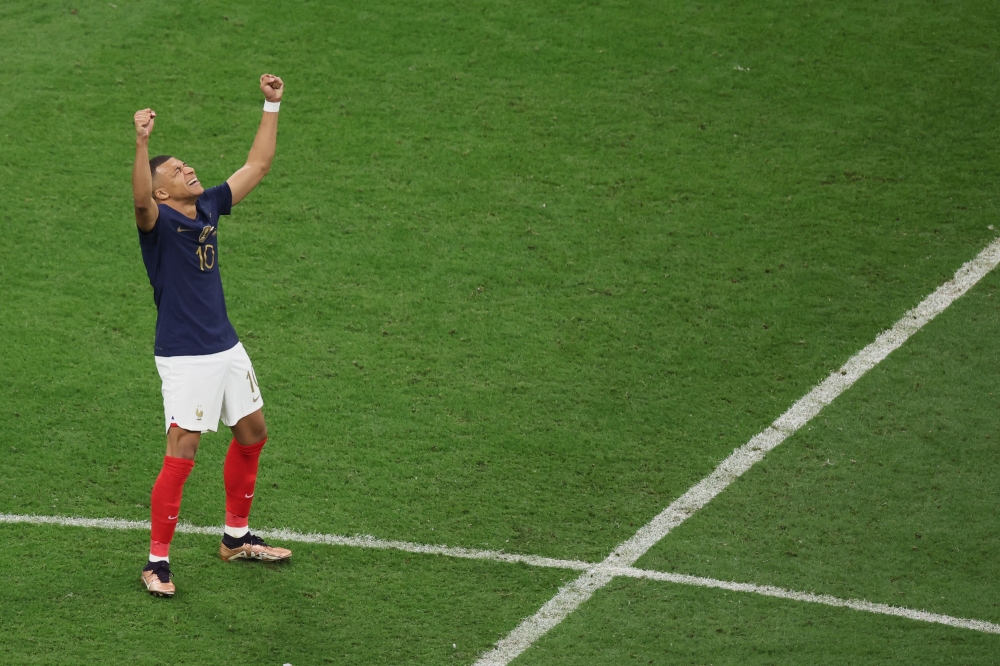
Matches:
[195,405,204,420]
[198,226,216,243]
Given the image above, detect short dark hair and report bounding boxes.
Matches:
[149,155,173,181]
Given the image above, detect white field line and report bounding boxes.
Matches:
[473,238,1000,666]
[252,526,592,570]
[612,567,1000,635]
[3,240,999,655]
[4,512,1000,637]
[0,512,591,571]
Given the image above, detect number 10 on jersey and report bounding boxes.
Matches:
[195,244,216,271]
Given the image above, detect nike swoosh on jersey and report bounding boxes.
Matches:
[177,226,192,233]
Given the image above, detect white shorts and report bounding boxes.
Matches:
[154,342,263,433]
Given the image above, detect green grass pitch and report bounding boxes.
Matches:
[1,0,998,663]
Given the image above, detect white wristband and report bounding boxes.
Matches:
[263,100,281,113]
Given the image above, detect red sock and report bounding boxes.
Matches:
[149,456,195,557]
[223,437,266,528]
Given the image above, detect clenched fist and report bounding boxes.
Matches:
[134,108,156,139]
[260,74,284,102]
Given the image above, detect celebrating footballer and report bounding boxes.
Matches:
[131,74,291,597]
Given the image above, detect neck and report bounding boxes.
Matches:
[162,197,198,219]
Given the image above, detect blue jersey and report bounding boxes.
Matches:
[138,183,240,357]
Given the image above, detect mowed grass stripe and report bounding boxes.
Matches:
[473,239,1000,665]
[2,1,999,663]
[4,0,996,566]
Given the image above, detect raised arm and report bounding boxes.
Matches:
[227,74,284,206]
[132,108,159,233]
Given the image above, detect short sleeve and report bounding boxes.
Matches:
[137,208,161,247]
[202,182,233,217]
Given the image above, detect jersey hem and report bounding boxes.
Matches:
[153,339,242,360]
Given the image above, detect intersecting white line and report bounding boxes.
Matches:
[3,511,1000,636]
[473,237,1000,665]
[4,239,999,659]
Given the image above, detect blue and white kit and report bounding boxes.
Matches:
[138,182,262,432]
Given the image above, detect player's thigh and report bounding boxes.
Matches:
[220,343,264,430]
[155,354,229,433]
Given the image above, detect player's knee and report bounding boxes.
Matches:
[167,429,200,460]
[232,409,267,445]
[248,412,267,443]
[173,446,198,461]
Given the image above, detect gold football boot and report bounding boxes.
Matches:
[219,533,292,562]
[141,561,176,597]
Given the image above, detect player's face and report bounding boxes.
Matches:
[155,157,205,200]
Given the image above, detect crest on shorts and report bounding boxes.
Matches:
[195,406,204,420]
[198,226,216,243]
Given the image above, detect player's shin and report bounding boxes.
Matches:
[149,456,195,561]
[223,437,266,537]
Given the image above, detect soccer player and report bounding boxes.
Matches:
[131,74,291,597]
